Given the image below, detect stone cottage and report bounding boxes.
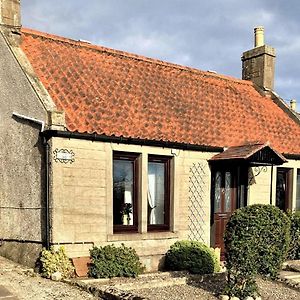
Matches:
[1,0,300,270]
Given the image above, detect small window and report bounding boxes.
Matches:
[147,155,171,231]
[113,152,139,233]
[276,168,292,211]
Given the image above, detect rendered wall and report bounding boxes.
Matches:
[0,31,47,267]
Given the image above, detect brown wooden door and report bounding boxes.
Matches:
[212,169,237,255]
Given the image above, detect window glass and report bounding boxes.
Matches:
[225,171,232,212]
[148,162,165,225]
[276,169,288,211]
[113,153,138,231]
[147,156,171,230]
[214,171,221,213]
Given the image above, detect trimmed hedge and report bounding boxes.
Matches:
[224,204,290,298]
[287,210,300,260]
[89,244,145,278]
[165,240,220,274]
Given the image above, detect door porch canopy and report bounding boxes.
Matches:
[209,142,287,166]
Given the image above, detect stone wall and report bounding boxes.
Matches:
[248,160,300,209]
[50,137,214,271]
[49,136,300,271]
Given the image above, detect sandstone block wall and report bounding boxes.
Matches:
[50,137,214,270]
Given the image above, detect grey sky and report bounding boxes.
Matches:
[22,0,300,106]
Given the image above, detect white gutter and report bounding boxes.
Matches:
[12,112,45,132]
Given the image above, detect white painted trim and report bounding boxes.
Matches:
[12,112,45,132]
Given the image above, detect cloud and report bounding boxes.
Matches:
[22,0,300,102]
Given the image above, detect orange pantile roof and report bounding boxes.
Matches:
[20,28,300,155]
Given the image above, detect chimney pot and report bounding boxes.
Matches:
[290,99,297,111]
[254,26,264,47]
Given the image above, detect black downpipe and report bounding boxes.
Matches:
[43,137,50,250]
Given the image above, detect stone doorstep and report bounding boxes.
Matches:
[282,274,300,280]
[279,260,300,286]
[282,260,300,271]
[278,271,300,290]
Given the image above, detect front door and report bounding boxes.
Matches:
[211,165,248,257]
[212,168,244,258]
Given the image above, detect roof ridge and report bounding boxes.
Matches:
[21,27,251,86]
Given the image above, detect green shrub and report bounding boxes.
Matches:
[287,210,300,260]
[165,240,220,274]
[40,246,74,279]
[224,204,290,299]
[89,244,145,278]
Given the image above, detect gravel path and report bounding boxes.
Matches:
[1,255,300,300]
[131,274,300,300]
[0,256,99,300]
[257,278,300,300]
[131,274,224,300]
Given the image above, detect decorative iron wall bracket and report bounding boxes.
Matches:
[248,166,268,185]
[253,166,267,177]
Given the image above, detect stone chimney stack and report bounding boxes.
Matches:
[0,0,21,28]
[0,0,21,44]
[241,26,276,91]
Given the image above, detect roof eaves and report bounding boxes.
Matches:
[41,130,224,153]
[283,153,300,160]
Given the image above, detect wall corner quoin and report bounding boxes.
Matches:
[47,110,66,130]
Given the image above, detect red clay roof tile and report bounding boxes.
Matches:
[210,142,287,163]
[20,28,300,155]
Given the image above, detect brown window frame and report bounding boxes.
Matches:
[113,151,139,233]
[147,155,171,232]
